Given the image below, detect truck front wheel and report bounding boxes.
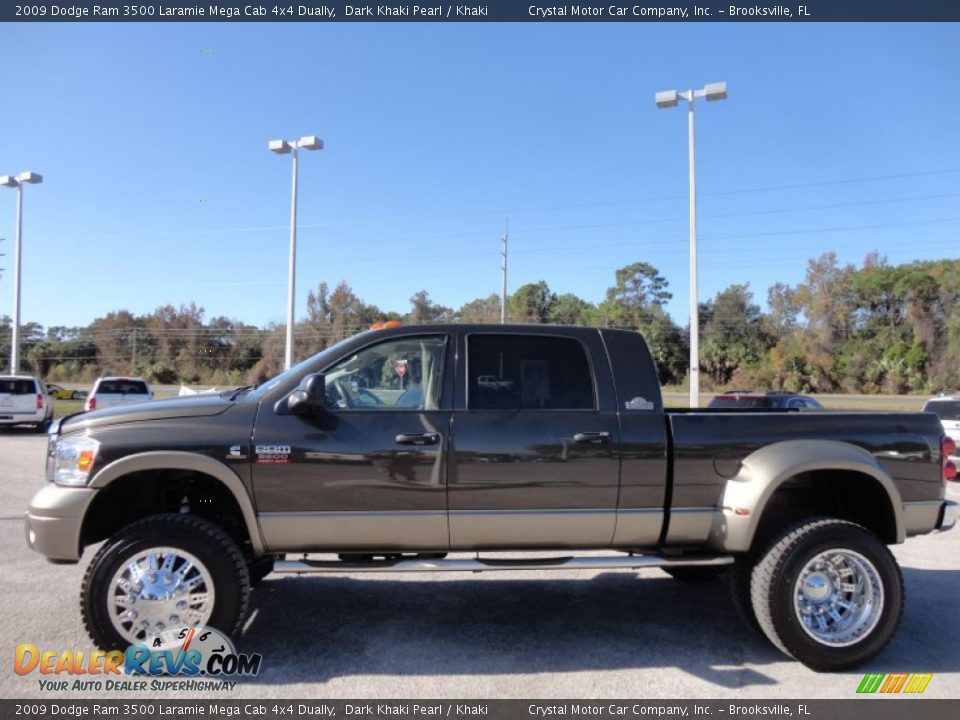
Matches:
[81,514,251,651]
[750,518,903,671]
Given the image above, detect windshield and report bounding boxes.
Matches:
[924,401,960,421]
[244,333,372,401]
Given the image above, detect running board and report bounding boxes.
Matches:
[273,553,734,574]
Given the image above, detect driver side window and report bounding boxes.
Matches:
[324,335,446,411]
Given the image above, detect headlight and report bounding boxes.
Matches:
[53,436,101,487]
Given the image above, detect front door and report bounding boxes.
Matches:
[252,333,452,552]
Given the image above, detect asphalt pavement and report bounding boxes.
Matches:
[2,431,959,700]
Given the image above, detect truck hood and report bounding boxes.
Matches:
[60,394,234,432]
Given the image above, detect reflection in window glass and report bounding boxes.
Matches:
[324,336,446,411]
[468,335,594,410]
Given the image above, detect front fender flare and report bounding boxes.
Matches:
[707,439,905,552]
[89,451,265,555]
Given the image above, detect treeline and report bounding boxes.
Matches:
[2,252,958,393]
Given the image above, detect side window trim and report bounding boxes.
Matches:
[464,332,598,412]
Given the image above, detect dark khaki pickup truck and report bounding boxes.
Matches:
[26,324,957,670]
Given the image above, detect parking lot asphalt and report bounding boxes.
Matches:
[2,431,959,700]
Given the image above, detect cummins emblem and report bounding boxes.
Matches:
[227,445,247,460]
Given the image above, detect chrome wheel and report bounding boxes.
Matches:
[793,548,883,648]
[107,547,215,644]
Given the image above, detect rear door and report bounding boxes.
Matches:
[448,330,621,549]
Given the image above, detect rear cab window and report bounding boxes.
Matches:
[466,334,595,410]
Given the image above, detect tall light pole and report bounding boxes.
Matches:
[1,171,43,375]
[268,136,323,370]
[500,219,508,324]
[655,82,727,408]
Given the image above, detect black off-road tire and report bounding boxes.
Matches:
[750,518,903,672]
[81,514,250,651]
[663,565,728,583]
[729,554,761,632]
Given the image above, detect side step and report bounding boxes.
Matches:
[273,553,734,574]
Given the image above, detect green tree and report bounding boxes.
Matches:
[508,281,556,323]
[456,294,502,323]
[549,293,593,325]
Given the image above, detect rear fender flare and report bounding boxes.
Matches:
[708,439,905,552]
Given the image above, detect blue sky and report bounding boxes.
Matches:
[1,22,958,330]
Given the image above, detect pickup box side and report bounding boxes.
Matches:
[667,411,944,550]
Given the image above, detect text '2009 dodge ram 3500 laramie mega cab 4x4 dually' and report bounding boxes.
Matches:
[26,325,958,671]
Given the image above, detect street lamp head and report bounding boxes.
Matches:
[0,175,18,187]
[268,139,292,154]
[655,90,679,109]
[704,82,728,101]
[297,135,323,151]
[17,172,42,184]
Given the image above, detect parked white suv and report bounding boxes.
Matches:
[923,394,960,463]
[84,376,154,412]
[0,375,54,432]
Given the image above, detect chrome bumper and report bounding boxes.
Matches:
[938,500,958,532]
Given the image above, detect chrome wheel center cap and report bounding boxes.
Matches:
[803,573,831,602]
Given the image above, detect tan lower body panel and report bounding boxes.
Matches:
[449,509,617,550]
[663,507,716,546]
[903,500,944,536]
[260,508,668,552]
[259,511,449,552]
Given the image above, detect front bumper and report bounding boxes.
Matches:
[24,485,98,563]
[938,500,958,532]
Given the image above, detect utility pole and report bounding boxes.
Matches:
[131,328,137,370]
[500,219,509,324]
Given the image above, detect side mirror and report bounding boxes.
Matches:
[283,373,326,415]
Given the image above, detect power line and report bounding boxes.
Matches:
[56,168,960,246]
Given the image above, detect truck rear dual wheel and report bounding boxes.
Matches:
[750,518,903,671]
[81,514,250,651]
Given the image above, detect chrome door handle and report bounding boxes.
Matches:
[395,432,441,446]
[573,431,611,444]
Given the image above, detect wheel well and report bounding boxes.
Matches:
[82,471,253,556]
[752,470,898,550]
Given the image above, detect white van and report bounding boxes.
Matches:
[0,375,54,432]
[84,376,154,412]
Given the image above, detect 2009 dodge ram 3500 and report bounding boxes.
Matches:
[26,324,958,670]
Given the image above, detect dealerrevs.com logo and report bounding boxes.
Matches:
[15,626,262,692]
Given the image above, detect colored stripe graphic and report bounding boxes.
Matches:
[857,672,932,694]
[904,674,933,694]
